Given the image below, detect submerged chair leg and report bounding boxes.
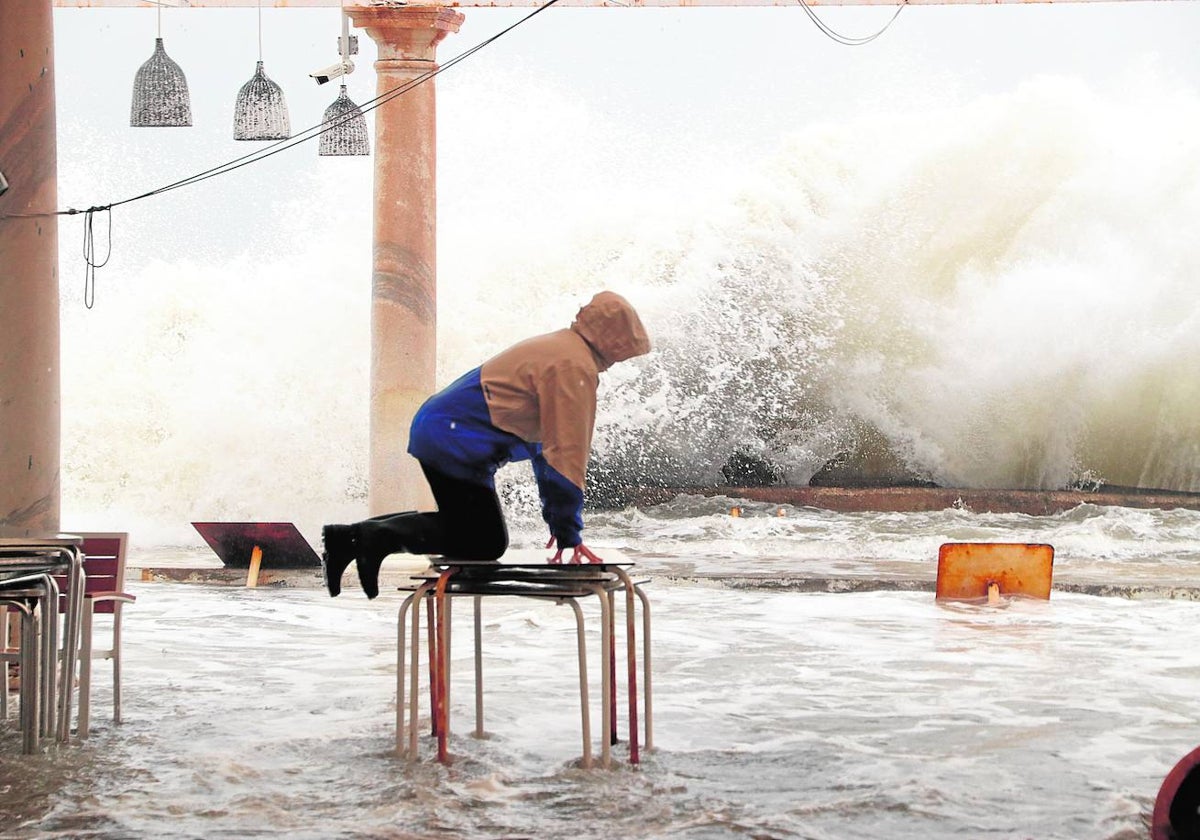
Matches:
[39,577,58,743]
[396,592,416,756]
[1,606,10,721]
[78,603,94,738]
[634,584,654,752]
[585,583,612,769]
[434,569,456,764]
[58,547,86,744]
[24,604,41,755]
[444,593,453,743]
[612,567,640,765]
[0,595,43,754]
[473,596,484,740]
[607,591,617,746]
[8,601,41,755]
[565,598,592,769]
[425,595,436,737]
[408,580,436,758]
[113,602,125,725]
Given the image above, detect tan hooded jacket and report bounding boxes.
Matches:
[479,291,651,491]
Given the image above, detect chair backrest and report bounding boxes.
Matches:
[53,532,130,615]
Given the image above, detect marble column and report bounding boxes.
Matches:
[348,5,464,515]
[0,0,60,536]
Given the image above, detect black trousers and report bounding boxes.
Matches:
[357,462,509,561]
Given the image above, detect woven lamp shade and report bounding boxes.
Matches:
[130,38,192,127]
[318,85,370,156]
[234,61,291,141]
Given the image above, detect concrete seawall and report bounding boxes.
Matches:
[630,485,1200,515]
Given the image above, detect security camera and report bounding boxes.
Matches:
[310,59,354,85]
[0,170,8,198]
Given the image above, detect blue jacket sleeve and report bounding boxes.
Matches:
[527,444,584,547]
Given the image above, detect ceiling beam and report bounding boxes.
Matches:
[53,0,1175,9]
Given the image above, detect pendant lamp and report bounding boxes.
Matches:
[317,11,369,156]
[130,2,192,127]
[318,85,370,156]
[234,1,290,141]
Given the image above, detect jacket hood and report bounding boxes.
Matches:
[570,291,651,369]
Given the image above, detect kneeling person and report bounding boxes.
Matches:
[322,290,651,598]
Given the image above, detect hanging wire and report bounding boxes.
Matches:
[795,0,906,46]
[81,206,113,310]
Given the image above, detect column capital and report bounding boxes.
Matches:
[347,6,466,63]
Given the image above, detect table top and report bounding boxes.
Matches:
[0,534,83,549]
[0,535,82,574]
[426,546,634,569]
[404,557,647,598]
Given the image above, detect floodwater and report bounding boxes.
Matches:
[3,498,1200,838]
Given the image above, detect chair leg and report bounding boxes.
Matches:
[566,598,592,769]
[1,607,9,721]
[473,596,484,740]
[112,607,123,725]
[78,606,93,739]
[398,592,433,757]
[20,605,41,755]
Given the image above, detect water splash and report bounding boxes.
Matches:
[588,77,1200,494]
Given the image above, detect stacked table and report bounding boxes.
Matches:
[0,535,85,753]
[396,550,652,769]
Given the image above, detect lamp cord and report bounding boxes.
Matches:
[796,0,906,46]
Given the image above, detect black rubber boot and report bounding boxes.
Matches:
[321,524,358,598]
[354,527,396,601]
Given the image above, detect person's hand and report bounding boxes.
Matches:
[548,543,604,565]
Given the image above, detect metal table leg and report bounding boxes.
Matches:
[585,583,612,769]
[396,592,416,756]
[434,568,456,764]
[633,583,654,752]
[473,596,484,740]
[564,598,592,769]
[0,591,43,755]
[611,567,640,765]
[56,546,85,744]
[411,582,434,760]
